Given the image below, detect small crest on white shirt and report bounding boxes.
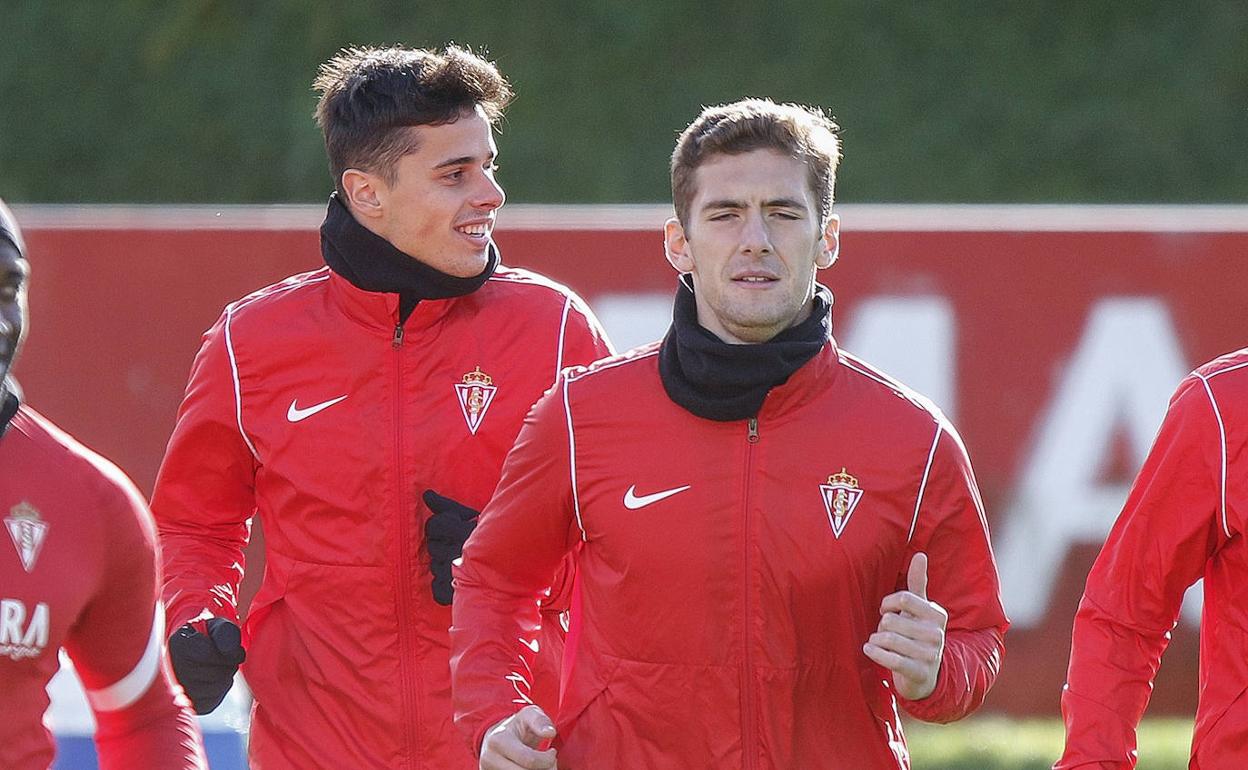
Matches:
[819,468,863,539]
[454,367,498,435]
[6,501,48,572]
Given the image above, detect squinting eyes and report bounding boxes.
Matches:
[708,212,803,221]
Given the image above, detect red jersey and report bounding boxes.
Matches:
[0,401,206,770]
[154,266,611,769]
[452,341,1008,769]
[1059,347,1248,769]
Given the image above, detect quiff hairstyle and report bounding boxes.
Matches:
[314,44,513,195]
[671,98,842,227]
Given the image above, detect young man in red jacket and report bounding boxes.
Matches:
[1057,347,1248,769]
[153,47,611,769]
[452,99,1009,769]
[0,200,208,769]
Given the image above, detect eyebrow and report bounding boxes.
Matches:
[764,197,808,210]
[700,197,808,212]
[433,151,497,170]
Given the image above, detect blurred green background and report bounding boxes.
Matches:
[2,0,1246,203]
[906,717,1193,770]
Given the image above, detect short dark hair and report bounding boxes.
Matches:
[671,98,841,227]
[313,45,513,195]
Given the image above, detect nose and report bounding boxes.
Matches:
[475,170,505,212]
[739,210,772,255]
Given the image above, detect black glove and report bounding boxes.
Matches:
[168,617,246,715]
[423,490,480,606]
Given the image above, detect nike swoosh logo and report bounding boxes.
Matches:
[623,484,691,510]
[286,395,348,422]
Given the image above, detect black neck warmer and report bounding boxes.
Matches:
[0,386,20,438]
[319,193,499,321]
[658,275,832,421]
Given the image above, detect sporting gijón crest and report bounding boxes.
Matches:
[454,367,498,435]
[819,468,863,539]
[6,501,48,572]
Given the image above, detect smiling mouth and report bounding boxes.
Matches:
[454,222,491,238]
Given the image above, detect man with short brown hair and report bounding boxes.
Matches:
[154,45,611,769]
[452,98,1008,769]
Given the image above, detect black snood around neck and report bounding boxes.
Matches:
[658,275,832,422]
[319,193,499,319]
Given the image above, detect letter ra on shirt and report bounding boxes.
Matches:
[0,598,50,660]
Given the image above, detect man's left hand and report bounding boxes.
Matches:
[863,552,947,700]
[423,490,480,606]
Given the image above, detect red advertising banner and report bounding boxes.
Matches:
[13,204,1248,717]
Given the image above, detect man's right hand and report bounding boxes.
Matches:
[480,705,557,770]
[168,617,246,714]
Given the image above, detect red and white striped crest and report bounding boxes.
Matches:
[454,367,498,435]
[6,502,48,573]
[819,469,863,539]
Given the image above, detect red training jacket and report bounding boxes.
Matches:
[154,266,611,769]
[1,403,206,770]
[1058,347,1248,769]
[453,340,1008,769]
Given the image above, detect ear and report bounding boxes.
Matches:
[815,213,840,269]
[341,168,386,221]
[664,217,695,273]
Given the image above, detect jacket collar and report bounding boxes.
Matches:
[758,339,842,417]
[325,270,463,334]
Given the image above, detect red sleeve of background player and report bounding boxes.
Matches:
[151,311,257,634]
[62,466,207,769]
[524,293,613,710]
[451,377,583,755]
[1056,376,1224,769]
[556,291,616,373]
[538,297,611,613]
[898,418,1010,723]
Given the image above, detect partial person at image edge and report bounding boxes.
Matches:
[0,199,208,770]
[1057,346,1248,769]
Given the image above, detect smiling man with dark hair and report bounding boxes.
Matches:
[152,45,612,769]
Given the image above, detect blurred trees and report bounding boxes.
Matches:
[1,1,1245,203]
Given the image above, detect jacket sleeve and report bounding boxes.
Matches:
[539,290,609,614]
[451,378,583,755]
[1055,377,1223,769]
[151,311,257,634]
[64,468,208,770]
[525,291,611,708]
[898,418,1010,723]
[555,291,615,374]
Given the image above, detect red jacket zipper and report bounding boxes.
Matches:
[393,320,421,767]
[742,416,760,769]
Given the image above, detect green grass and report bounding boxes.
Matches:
[905,717,1194,770]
